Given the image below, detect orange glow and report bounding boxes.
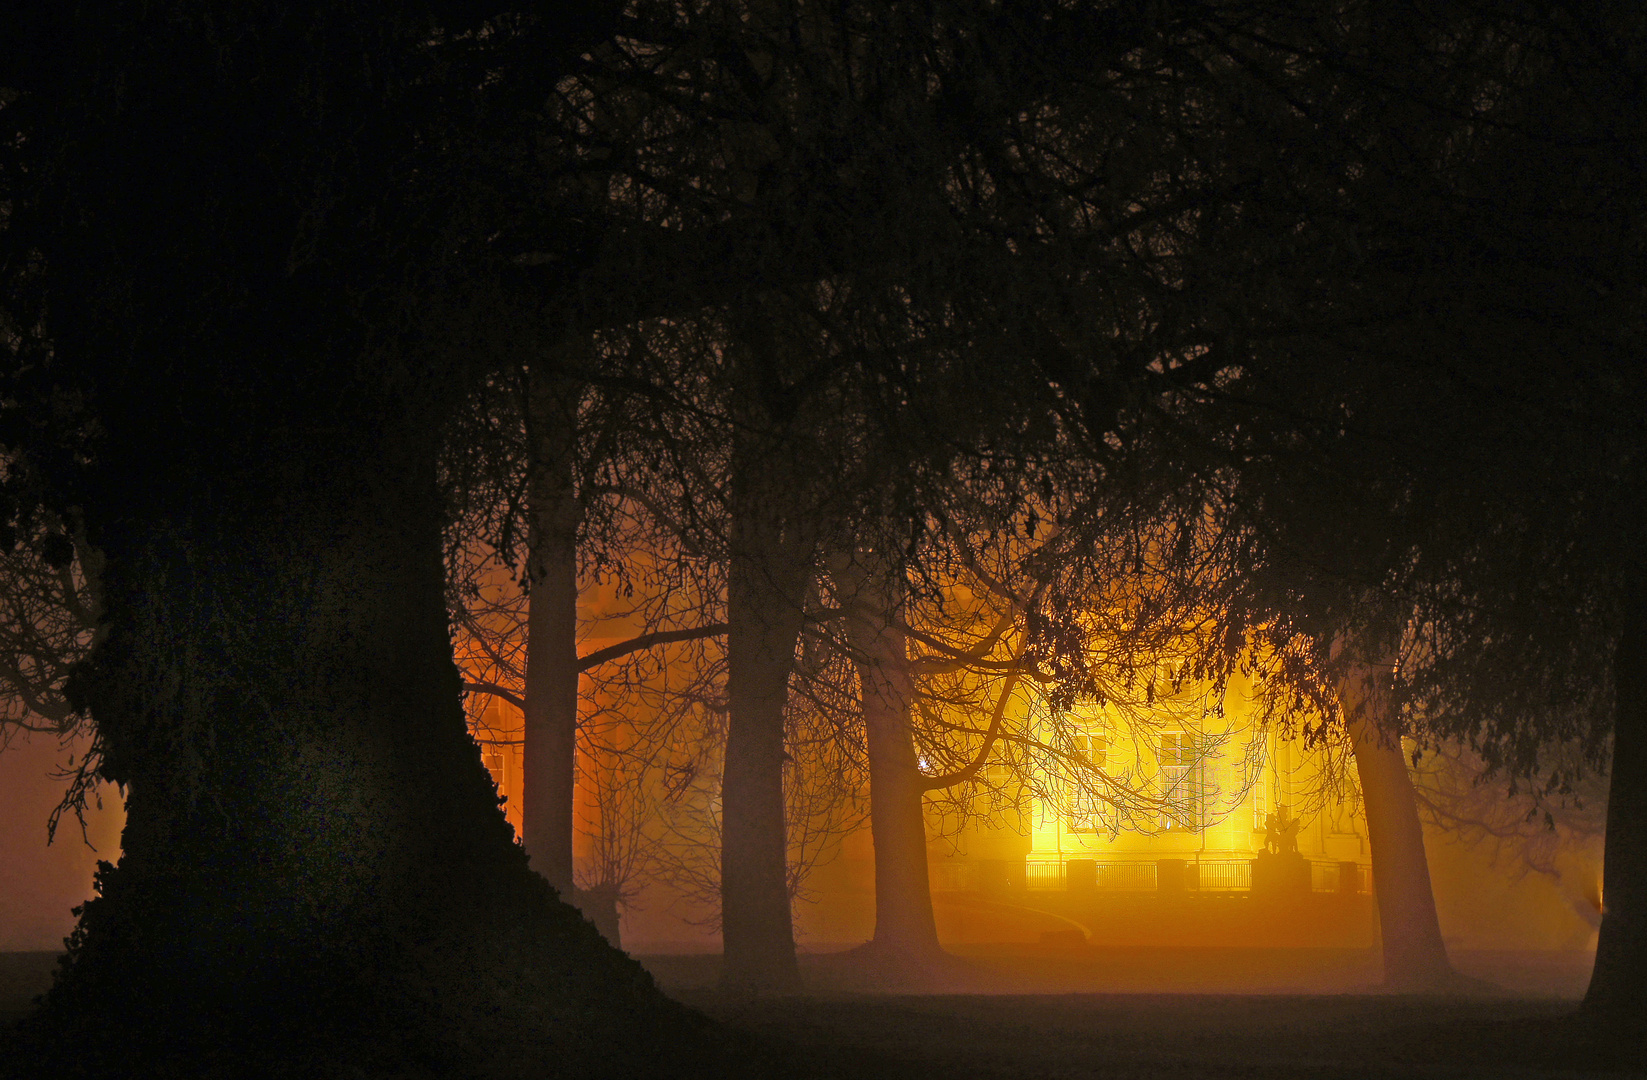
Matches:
[0,732,124,951]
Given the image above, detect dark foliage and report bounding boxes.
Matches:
[0,4,740,1076]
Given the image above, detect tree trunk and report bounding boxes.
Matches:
[522,371,582,899]
[1337,642,1458,990]
[1584,596,1647,1019]
[3,8,716,1071]
[29,428,686,1075]
[719,448,810,993]
[835,555,943,960]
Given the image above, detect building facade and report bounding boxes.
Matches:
[931,672,1373,903]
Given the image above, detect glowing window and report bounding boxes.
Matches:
[1065,729,1110,833]
[481,748,507,794]
[1158,732,1199,830]
[1071,731,1108,771]
[1329,797,1360,836]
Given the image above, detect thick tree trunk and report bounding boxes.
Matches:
[3,8,720,1072]
[835,556,943,960]
[1584,597,1647,1019]
[1336,641,1458,990]
[719,452,810,993]
[522,372,581,899]
[26,432,687,1075]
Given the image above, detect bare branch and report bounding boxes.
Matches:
[576,622,728,672]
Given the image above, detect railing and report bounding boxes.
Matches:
[928,861,976,894]
[933,856,1369,895]
[1025,859,1165,892]
[1311,859,1373,894]
[1097,861,1158,891]
[1025,860,1065,891]
[1194,859,1252,892]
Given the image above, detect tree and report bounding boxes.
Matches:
[824,486,1227,974]
[1411,739,1607,902]
[446,338,735,945]
[1166,4,1647,1016]
[0,512,103,840]
[1122,2,1647,1020]
[0,6,740,1075]
[1333,626,1460,990]
[448,483,728,944]
[832,550,944,965]
[0,515,97,750]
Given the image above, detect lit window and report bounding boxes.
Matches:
[1159,731,1199,830]
[1066,728,1110,832]
[1071,731,1108,771]
[482,748,507,794]
[1329,797,1359,836]
[982,763,1017,813]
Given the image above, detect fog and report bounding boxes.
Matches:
[0,733,123,953]
[0,734,1594,968]
[3,728,1593,991]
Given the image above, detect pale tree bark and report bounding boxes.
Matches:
[834,552,943,961]
[1335,628,1459,990]
[1584,583,1647,1021]
[719,438,813,992]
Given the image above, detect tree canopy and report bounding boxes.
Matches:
[5,0,1647,1072]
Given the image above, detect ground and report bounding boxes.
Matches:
[688,991,1613,1079]
[2,947,1633,1078]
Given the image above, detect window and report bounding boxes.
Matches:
[482,748,507,794]
[1329,796,1360,836]
[1158,731,1199,830]
[1071,731,1108,771]
[1065,728,1109,832]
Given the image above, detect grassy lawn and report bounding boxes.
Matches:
[685,990,1621,1079]
[0,952,55,1027]
[4,947,1628,1077]
[651,947,1626,1079]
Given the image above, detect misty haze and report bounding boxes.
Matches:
[0,4,1641,1078]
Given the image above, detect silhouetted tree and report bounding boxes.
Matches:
[0,5,742,1075]
[1334,624,1461,989]
[448,485,727,944]
[1182,2,1647,1018]
[445,334,736,947]
[1164,4,1647,1015]
[0,512,104,837]
[0,514,96,749]
[1412,739,1607,891]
